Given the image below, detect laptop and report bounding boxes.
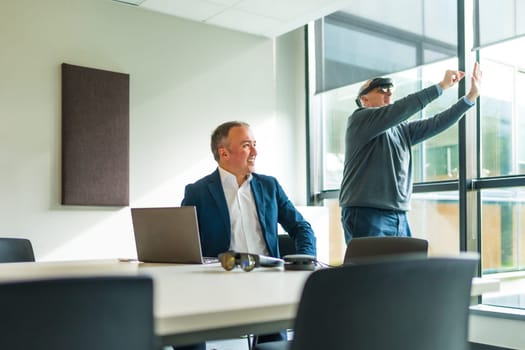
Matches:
[130,206,218,264]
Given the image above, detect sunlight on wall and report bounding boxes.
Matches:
[133,157,217,207]
[40,208,136,261]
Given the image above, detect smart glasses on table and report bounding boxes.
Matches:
[218,251,284,272]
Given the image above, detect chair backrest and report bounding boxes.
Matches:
[291,254,478,350]
[278,234,296,257]
[0,275,156,350]
[344,236,428,264]
[0,237,35,262]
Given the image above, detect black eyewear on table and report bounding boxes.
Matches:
[218,251,284,272]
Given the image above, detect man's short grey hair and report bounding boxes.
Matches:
[210,121,250,162]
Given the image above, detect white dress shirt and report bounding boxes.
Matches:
[218,167,269,255]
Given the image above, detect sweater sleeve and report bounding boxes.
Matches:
[406,98,473,145]
[348,85,441,145]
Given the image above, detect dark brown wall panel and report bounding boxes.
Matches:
[61,63,129,206]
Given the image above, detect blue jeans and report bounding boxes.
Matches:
[341,206,412,244]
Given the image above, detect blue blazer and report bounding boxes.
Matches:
[181,169,316,258]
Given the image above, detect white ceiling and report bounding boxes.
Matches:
[114,0,354,38]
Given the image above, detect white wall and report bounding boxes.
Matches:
[0,0,307,261]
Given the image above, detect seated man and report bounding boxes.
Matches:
[182,120,316,258]
[175,121,316,350]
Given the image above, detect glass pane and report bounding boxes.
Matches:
[518,71,525,172]
[321,83,359,190]
[341,0,422,33]
[481,188,525,310]
[479,37,525,177]
[320,58,461,190]
[519,0,525,34]
[320,68,419,190]
[481,188,525,273]
[477,0,525,49]
[413,58,460,182]
[409,191,459,255]
[317,0,457,92]
[423,48,451,63]
[423,0,457,44]
[323,22,417,91]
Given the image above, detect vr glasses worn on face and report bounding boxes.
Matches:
[218,251,284,272]
[355,77,394,107]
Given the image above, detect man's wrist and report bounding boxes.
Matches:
[435,84,443,96]
[463,95,475,105]
[465,92,478,104]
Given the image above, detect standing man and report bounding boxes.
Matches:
[339,63,482,243]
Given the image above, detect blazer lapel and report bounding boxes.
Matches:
[207,170,230,231]
[250,176,266,232]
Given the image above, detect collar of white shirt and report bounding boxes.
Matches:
[217,167,268,255]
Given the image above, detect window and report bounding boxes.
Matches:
[413,59,461,182]
[315,0,457,93]
[308,0,525,311]
[409,191,460,254]
[317,59,460,191]
[480,188,525,273]
[476,37,525,308]
[475,0,525,49]
[480,41,525,177]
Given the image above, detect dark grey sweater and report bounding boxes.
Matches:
[339,85,473,211]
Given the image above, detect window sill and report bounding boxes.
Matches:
[469,304,525,349]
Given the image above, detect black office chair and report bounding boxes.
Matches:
[0,275,158,350]
[0,237,35,262]
[255,254,478,350]
[278,234,296,258]
[344,236,428,264]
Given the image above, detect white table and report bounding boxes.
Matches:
[0,259,500,346]
[0,260,309,346]
[137,262,310,345]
